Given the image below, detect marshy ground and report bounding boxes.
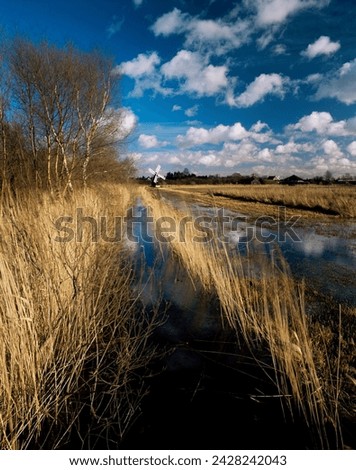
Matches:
[123,184,356,450]
[0,183,355,450]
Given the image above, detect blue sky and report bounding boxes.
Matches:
[1,0,356,177]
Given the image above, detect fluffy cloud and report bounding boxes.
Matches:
[233,73,289,107]
[288,111,356,136]
[176,121,276,147]
[151,8,187,36]
[112,107,137,140]
[120,52,160,77]
[177,123,249,147]
[275,141,314,154]
[322,139,343,158]
[198,154,221,166]
[309,139,356,173]
[151,8,251,56]
[185,105,199,117]
[162,50,228,96]
[347,141,356,157]
[118,52,172,97]
[241,0,330,48]
[138,134,162,149]
[249,0,330,26]
[151,2,331,56]
[315,59,356,104]
[184,18,251,55]
[292,111,333,133]
[302,36,340,59]
[133,0,143,6]
[121,50,229,99]
[272,44,288,55]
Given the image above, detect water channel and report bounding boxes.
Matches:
[121,196,356,450]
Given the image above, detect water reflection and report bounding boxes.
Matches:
[129,199,356,307]
[180,201,356,305]
[127,201,221,370]
[232,219,356,305]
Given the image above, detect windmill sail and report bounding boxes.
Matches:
[148,165,165,187]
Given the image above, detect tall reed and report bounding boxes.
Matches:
[0,184,158,449]
[165,184,356,218]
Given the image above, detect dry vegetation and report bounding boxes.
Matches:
[160,184,356,219]
[140,186,355,448]
[1,180,354,449]
[0,184,158,449]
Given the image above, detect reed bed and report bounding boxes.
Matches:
[0,184,158,449]
[140,186,348,447]
[213,184,356,217]
[166,184,356,218]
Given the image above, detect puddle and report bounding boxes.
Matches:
[227,220,356,305]
[163,197,356,306]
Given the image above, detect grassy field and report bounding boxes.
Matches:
[0,184,159,449]
[159,184,356,219]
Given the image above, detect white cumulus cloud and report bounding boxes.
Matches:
[275,141,313,154]
[118,52,172,97]
[120,52,160,77]
[185,105,199,117]
[198,154,221,166]
[302,36,340,59]
[347,141,356,157]
[322,139,343,158]
[249,0,330,26]
[234,73,289,107]
[161,50,228,97]
[151,8,187,36]
[289,111,356,136]
[315,58,356,104]
[138,134,168,149]
[151,8,251,56]
[112,107,137,140]
[177,123,249,147]
[176,121,275,147]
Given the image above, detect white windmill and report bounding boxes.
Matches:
[148,164,165,187]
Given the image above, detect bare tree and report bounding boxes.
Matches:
[8,38,125,194]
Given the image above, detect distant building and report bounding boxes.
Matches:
[280,174,306,185]
[265,175,280,183]
[251,177,261,185]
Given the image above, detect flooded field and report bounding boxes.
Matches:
[1,184,354,450]
[121,188,356,450]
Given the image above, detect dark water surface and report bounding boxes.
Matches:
[120,199,356,450]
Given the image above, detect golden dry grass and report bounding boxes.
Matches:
[0,184,158,449]
[1,181,353,449]
[160,184,356,218]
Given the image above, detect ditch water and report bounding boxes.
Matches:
[121,198,356,450]
[189,202,356,306]
[130,198,356,306]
